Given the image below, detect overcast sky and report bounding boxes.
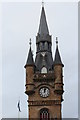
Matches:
[1,1,78,118]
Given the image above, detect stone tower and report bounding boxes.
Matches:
[24,4,64,120]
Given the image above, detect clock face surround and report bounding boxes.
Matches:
[39,87,50,98]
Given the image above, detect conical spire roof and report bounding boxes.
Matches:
[38,6,49,35]
[27,47,34,64]
[24,40,34,68]
[54,39,63,65]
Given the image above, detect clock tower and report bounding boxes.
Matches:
[24,4,64,120]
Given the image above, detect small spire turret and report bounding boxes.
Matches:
[24,39,34,68]
[54,37,63,66]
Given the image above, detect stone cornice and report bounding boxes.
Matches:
[28,100,61,106]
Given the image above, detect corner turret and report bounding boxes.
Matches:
[24,39,35,95]
[54,37,64,98]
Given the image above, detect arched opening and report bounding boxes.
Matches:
[40,108,49,120]
[44,42,48,50]
[41,67,47,73]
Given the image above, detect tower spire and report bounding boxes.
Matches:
[35,2,53,72]
[38,3,49,35]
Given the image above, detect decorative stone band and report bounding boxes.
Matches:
[28,100,61,106]
[33,73,54,81]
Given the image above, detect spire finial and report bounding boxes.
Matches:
[42,0,44,7]
[29,38,32,46]
[56,37,58,46]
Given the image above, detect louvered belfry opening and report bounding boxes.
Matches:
[40,108,49,120]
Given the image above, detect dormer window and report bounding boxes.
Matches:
[41,67,47,73]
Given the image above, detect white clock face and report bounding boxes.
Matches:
[39,87,49,98]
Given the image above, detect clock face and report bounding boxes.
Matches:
[39,87,50,98]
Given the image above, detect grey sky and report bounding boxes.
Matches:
[2,2,78,118]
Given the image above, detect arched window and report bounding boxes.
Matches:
[40,42,43,50]
[41,67,47,73]
[40,108,49,120]
[44,42,48,50]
